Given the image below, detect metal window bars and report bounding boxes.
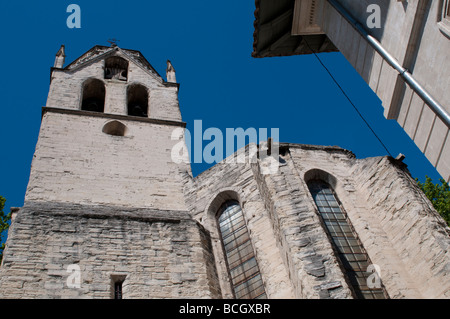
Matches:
[308,180,388,299]
[218,201,267,299]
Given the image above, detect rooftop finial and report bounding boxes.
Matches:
[166,60,177,83]
[53,45,66,68]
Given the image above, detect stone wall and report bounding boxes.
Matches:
[351,156,450,298]
[183,146,296,299]
[287,144,450,298]
[0,202,221,299]
[253,145,354,299]
[2,141,449,298]
[25,109,189,211]
[184,143,450,299]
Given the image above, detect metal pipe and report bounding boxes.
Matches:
[327,0,450,128]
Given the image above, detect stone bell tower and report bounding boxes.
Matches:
[32,44,188,209]
[0,44,221,298]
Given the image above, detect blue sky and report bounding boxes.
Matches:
[0,0,442,211]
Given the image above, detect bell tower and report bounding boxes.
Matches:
[0,44,221,299]
[28,44,189,209]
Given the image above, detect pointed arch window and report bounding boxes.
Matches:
[307,180,388,299]
[81,78,105,113]
[217,201,267,299]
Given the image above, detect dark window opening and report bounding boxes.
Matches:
[218,200,267,299]
[307,180,388,299]
[127,84,148,117]
[114,281,123,299]
[105,56,128,81]
[111,274,126,299]
[81,78,105,113]
[102,121,127,137]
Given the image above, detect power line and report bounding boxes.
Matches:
[303,38,393,158]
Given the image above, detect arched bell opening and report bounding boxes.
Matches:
[127,84,149,117]
[81,78,106,113]
[104,56,128,81]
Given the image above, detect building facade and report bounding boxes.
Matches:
[253,0,450,182]
[0,44,449,298]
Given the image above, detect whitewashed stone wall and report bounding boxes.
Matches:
[351,156,450,298]
[183,146,297,299]
[3,140,449,298]
[25,110,189,211]
[184,143,450,299]
[0,202,221,299]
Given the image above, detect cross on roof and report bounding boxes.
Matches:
[107,38,120,47]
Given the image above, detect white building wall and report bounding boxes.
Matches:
[310,0,450,181]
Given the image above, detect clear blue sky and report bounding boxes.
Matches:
[0,0,442,211]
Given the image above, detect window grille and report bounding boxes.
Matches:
[218,201,267,299]
[308,180,388,299]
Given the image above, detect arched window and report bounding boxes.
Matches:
[217,200,266,299]
[105,56,128,81]
[307,180,387,299]
[81,78,105,113]
[102,120,128,137]
[127,84,148,117]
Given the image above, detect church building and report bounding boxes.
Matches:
[0,43,448,299]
